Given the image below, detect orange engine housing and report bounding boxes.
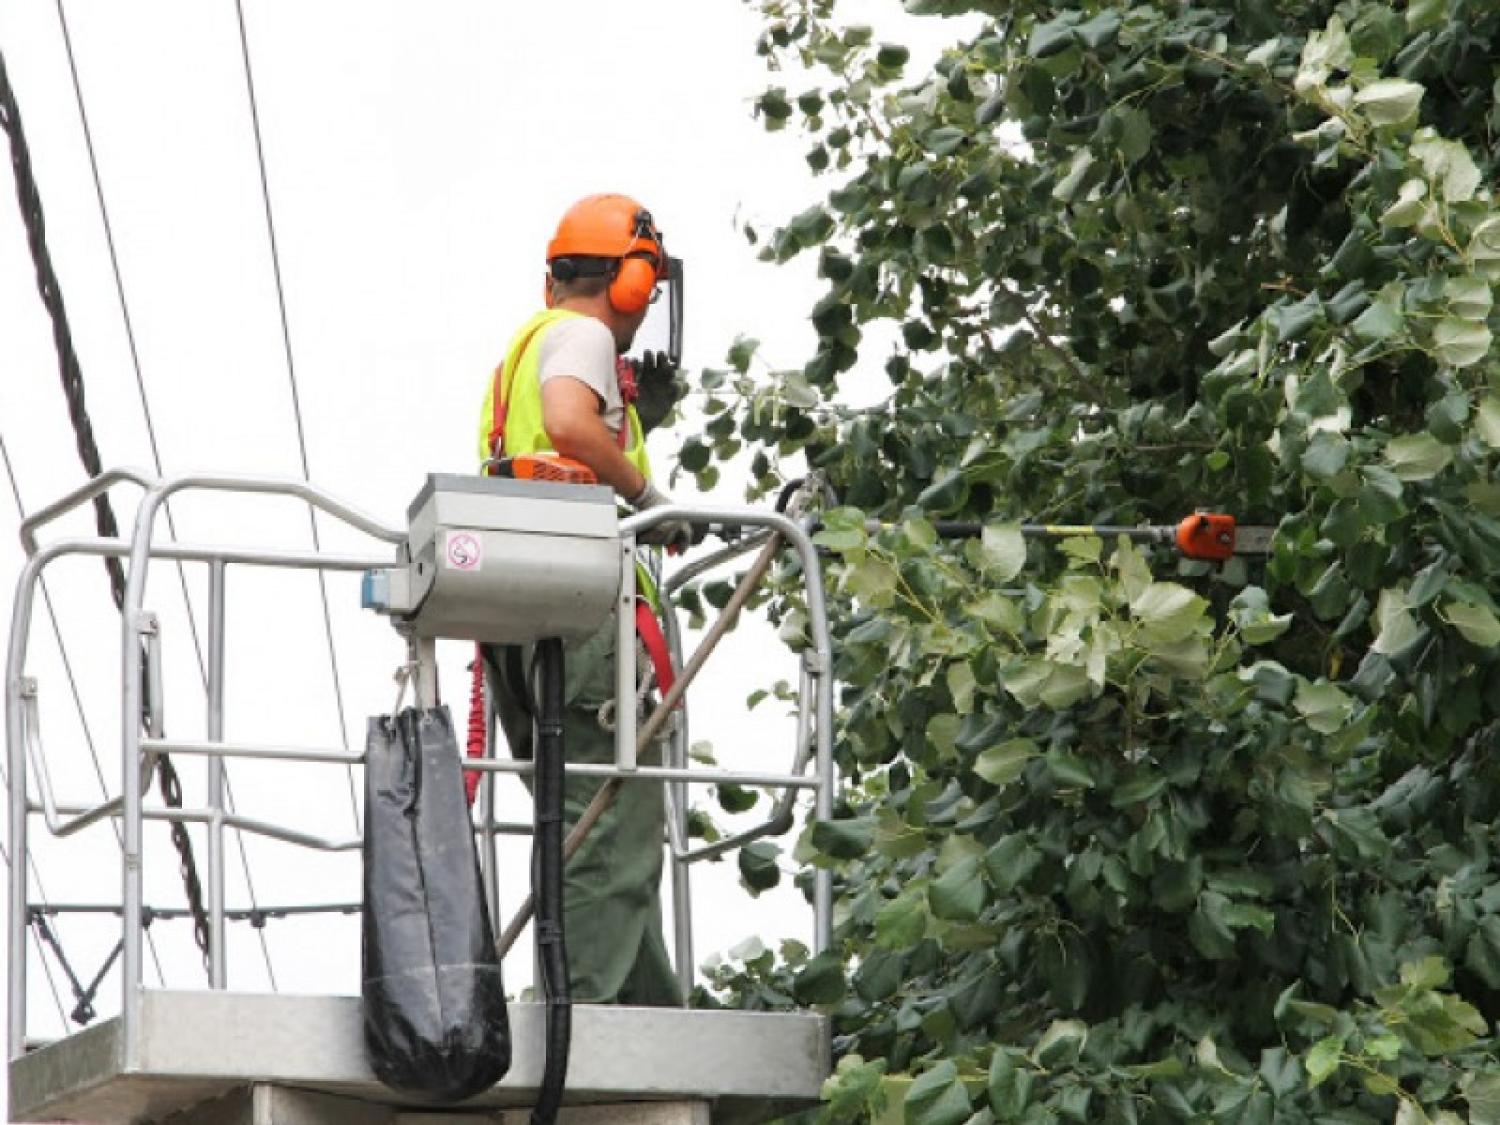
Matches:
[1175,512,1237,561]
[506,453,599,485]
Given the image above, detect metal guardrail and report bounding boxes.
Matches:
[6,469,834,1063]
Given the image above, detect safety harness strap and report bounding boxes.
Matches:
[634,598,676,699]
[487,316,558,460]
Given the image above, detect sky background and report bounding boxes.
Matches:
[0,0,977,1110]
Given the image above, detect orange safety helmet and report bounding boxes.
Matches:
[546,193,667,316]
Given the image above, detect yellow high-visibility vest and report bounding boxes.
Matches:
[478,308,651,478]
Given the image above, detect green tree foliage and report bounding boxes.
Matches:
[695,0,1500,1120]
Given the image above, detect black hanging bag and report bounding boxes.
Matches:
[362,706,511,1102]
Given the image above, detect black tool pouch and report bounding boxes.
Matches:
[362,706,511,1102]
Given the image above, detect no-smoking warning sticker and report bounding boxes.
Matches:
[445,531,483,571]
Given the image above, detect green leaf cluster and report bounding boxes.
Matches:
[703,0,1500,1121]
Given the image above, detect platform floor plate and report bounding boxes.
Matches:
[11,991,829,1124]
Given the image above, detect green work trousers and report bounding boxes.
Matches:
[483,622,682,1007]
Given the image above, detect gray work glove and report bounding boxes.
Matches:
[629,481,699,552]
[631,351,686,434]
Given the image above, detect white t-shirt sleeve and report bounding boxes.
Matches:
[535,317,624,435]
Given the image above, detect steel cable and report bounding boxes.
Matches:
[231,0,361,836]
[53,0,206,681]
[53,0,277,989]
[0,45,213,979]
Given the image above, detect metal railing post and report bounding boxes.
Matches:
[811,622,835,956]
[121,484,174,1061]
[661,597,694,1003]
[207,561,228,988]
[414,637,438,710]
[7,564,35,1057]
[480,685,502,933]
[120,609,148,1060]
[615,538,638,770]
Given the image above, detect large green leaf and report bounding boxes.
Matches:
[1304,1033,1345,1088]
[928,855,986,922]
[1445,601,1500,647]
[875,885,930,949]
[1469,1072,1500,1125]
[988,1051,1033,1118]
[1294,680,1354,734]
[904,1061,973,1125]
[972,738,1037,787]
[739,840,782,894]
[1432,317,1493,368]
[1411,130,1482,201]
[979,523,1026,581]
[793,950,848,1005]
[1372,588,1423,656]
[1384,433,1453,480]
[1446,276,1493,320]
[1475,396,1500,448]
[1471,217,1500,280]
[1129,583,1207,644]
[812,817,874,859]
[1353,78,1423,126]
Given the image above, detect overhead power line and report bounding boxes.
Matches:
[51,0,278,990]
[52,0,206,677]
[0,43,214,980]
[231,0,361,834]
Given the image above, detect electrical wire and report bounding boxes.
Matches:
[52,0,205,682]
[1,428,169,992]
[52,0,277,990]
[0,41,215,978]
[231,0,361,836]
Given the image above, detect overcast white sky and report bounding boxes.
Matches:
[0,0,977,1105]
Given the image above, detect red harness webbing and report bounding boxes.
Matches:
[465,650,487,805]
[635,598,676,698]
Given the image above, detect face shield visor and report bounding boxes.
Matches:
[630,254,684,368]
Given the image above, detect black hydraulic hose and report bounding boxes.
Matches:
[775,476,806,514]
[531,638,570,1125]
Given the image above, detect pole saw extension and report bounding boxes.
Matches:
[918,512,1274,560]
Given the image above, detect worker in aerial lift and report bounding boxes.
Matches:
[476,193,691,1006]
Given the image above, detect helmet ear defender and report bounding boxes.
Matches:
[608,256,658,315]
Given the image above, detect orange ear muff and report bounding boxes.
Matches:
[608,255,659,314]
